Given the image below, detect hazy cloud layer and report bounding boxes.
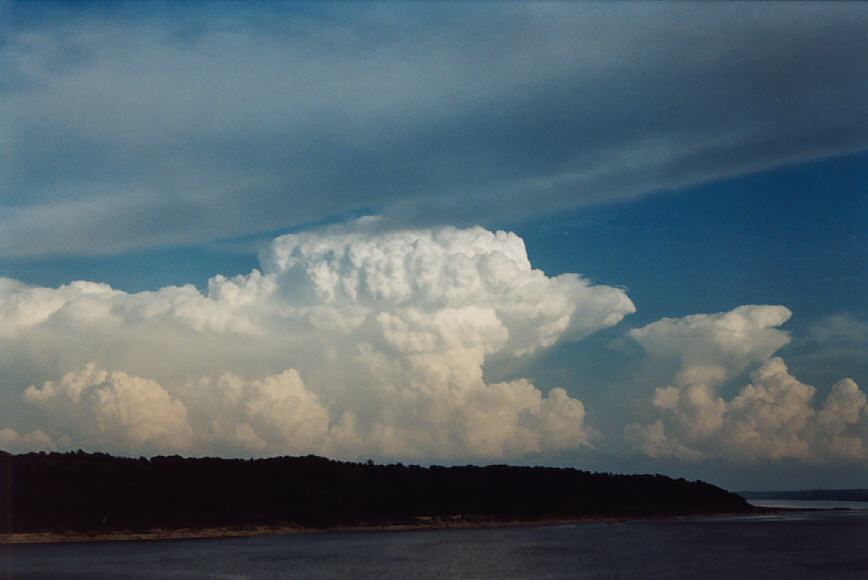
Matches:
[0,225,634,458]
[3,2,868,256]
[627,307,868,461]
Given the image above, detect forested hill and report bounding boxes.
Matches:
[1,451,751,533]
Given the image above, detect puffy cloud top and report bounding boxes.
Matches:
[265,226,634,355]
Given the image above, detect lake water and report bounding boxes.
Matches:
[748,499,868,510]
[4,509,868,579]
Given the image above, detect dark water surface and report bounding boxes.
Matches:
[4,510,868,579]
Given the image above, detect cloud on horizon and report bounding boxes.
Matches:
[1,224,864,468]
[0,224,634,459]
[3,2,868,256]
[627,308,868,462]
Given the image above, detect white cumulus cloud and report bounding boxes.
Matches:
[21,364,194,455]
[0,428,55,454]
[627,306,868,462]
[0,225,634,459]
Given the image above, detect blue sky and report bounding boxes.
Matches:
[1,1,866,489]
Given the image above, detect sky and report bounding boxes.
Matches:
[1,1,867,490]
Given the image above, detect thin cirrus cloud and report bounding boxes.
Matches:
[0,224,635,459]
[3,2,868,256]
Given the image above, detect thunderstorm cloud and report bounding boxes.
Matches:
[626,307,868,462]
[0,225,634,459]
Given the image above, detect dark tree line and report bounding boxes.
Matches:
[0,451,751,533]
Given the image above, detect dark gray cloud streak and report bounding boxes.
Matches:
[3,2,868,256]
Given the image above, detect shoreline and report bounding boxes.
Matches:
[0,512,765,545]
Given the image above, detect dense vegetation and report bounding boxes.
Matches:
[739,489,868,501]
[1,451,751,533]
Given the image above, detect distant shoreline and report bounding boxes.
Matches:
[0,512,769,545]
[739,489,868,502]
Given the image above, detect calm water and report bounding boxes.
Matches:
[4,509,868,579]
[748,499,868,510]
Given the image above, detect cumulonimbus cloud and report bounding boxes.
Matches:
[626,306,868,462]
[0,224,635,459]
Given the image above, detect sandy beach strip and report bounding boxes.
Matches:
[0,512,767,545]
